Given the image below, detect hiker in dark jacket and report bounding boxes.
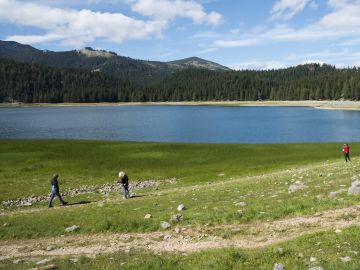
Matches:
[117,171,130,199]
[48,174,68,207]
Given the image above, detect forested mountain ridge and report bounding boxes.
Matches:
[150,63,360,101]
[1,57,359,103]
[0,40,230,84]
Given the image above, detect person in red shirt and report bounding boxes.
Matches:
[342,144,350,162]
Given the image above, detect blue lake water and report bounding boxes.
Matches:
[0,105,359,143]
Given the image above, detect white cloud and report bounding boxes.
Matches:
[0,0,166,46]
[320,0,360,29]
[131,0,222,25]
[210,0,360,50]
[269,0,312,21]
[213,37,262,48]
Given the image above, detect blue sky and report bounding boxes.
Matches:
[1,0,360,69]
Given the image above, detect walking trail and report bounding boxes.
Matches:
[1,204,359,261]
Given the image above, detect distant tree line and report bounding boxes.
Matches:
[0,58,359,103]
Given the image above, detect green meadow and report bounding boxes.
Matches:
[0,140,359,269]
[0,140,351,201]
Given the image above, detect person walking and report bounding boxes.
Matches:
[342,143,351,162]
[48,174,68,208]
[117,171,130,199]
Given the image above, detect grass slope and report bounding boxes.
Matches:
[0,140,354,201]
[0,140,359,269]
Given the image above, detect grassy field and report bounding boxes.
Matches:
[0,140,359,269]
[0,140,352,201]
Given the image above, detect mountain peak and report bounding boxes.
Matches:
[76,47,117,58]
[168,57,231,71]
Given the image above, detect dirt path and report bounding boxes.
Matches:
[1,204,359,261]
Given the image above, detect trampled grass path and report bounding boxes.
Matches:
[1,204,359,261]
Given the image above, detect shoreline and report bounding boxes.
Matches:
[1,100,360,111]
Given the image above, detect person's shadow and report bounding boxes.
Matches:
[129,195,147,199]
[62,200,91,206]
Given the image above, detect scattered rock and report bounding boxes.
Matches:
[310,257,317,262]
[273,263,285,270]
[275,247,284,255]
[340,256,351,262]
[288,182,307,193]
[235,202,246,207]
[334,229,342,234]
[218,173,225,177]
[3,223,9,227]
[160,221,171,229]
[348,180,360,195]
[69,258,78,263]
[46,246,55,251]
[298,252,304,258]
[308,267,324,270]
[39,264,57,270]
[65,225,80,233]
[144,214,152,219]
[329,189,346,199]
[177,204,186,211]
[170,214,183,222]
[175,227,181,234]
[13,258,24,264]
[36,258,53,265]
[163,235,171,240]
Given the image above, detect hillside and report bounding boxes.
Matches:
[0,41,230,83]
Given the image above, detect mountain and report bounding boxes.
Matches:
[0,40,231,83]
[168,57,230,71]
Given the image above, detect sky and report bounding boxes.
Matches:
[1,0,360,70]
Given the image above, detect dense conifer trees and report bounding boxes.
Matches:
[0,58,359,103]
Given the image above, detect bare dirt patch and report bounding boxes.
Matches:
[1,205,359,260]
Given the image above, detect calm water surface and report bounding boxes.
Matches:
[0,106,359,143]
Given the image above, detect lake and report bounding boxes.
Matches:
[0,105,359,143]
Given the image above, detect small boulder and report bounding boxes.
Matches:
[273,263,285,270]
[46,246,55,251]
[348,180,360,195]
[144,214,152,219]
[160,221,171,229]
[13,259,24,264]
[288,182,307,193]
[170,214,183,222]
[340,256,351,262]
[174,227,181,234]
[177,204,186,211]
[39,264,58,270]
[65,225,80,233]
[328,191,339,199]
[36,258,53,265]
[308,267,324,270]
[275,247,284,255]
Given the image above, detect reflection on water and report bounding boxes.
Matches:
[0,106,359,143]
